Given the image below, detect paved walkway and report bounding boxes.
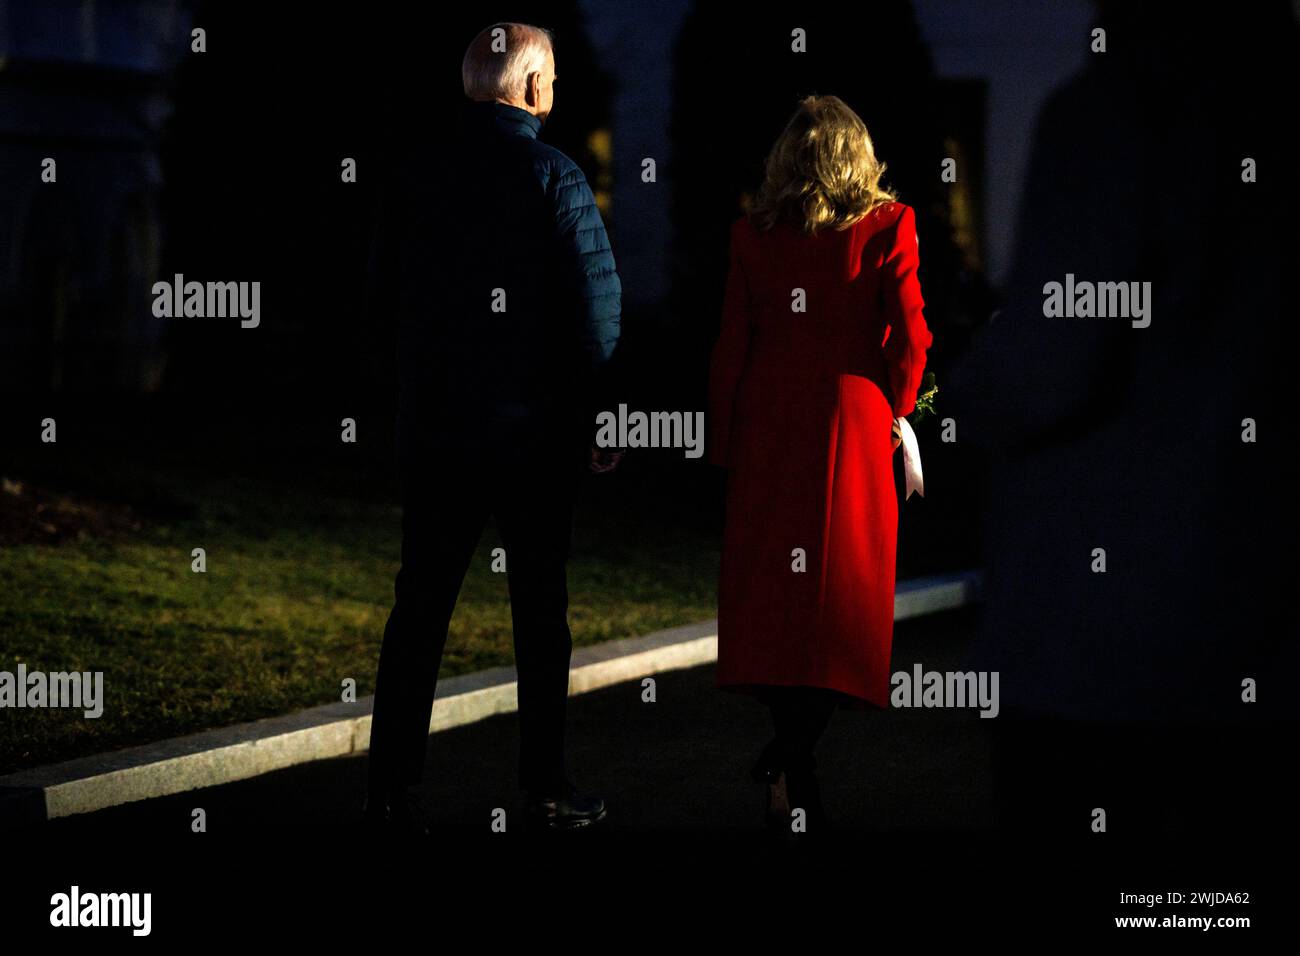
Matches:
[11,603,1285,938]
[41,607,992,838]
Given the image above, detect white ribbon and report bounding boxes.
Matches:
[897,416,924,500]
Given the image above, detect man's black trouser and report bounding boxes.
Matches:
[366,430,585,800]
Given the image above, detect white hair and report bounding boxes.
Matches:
[462,22,554,101]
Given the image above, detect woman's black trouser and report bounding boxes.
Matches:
[757,686,840,773]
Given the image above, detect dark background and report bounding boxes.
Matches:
[1,0,1295,904]
[1,0,999,576]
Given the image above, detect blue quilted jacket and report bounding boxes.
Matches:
[368,100,622,464]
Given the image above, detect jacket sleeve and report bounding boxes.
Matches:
[880,204,934,418]
[707,220,753,468]
[550,163,622,369]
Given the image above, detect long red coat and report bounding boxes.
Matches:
[707,201,933,709]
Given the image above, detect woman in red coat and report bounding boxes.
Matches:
[708,94,933,832]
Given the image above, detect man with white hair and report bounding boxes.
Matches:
[363,21,621,834]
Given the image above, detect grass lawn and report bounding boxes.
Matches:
[0,441,721,775]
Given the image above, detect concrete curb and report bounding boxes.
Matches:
[0,571,980,824]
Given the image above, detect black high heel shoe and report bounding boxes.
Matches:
[751,739,793,832]
[784,764,831,835]
[752,739,832,837]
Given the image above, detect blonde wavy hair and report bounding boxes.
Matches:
[749,95,898,234]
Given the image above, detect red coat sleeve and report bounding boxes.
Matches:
[707,219,754,467]
[880,204,934,418]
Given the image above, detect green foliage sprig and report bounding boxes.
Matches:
[910,372,938,425]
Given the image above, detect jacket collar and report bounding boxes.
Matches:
[464,100,542,140]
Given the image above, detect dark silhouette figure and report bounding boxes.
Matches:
[949,1,1295,843]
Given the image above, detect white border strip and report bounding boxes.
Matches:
[0,571,980,823]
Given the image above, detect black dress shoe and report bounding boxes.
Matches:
[361,787,430,838]
[524,780,607,830]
